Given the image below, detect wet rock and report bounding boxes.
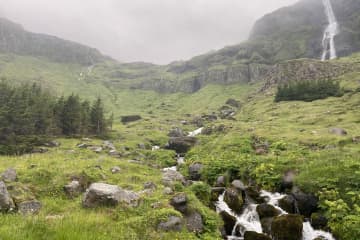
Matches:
[278,195,297,214]
[18,200,42,215]
[291,190,318,217]
[143,182,157,190]
[210,187,225,201]
[111,166,121,174]
[170,193,188,214]
[166,137,197,153]
[121,115,142,124]
[226,98,241,108]
[215,176,226,187]
[260,217,274,235]
[168,128,185,138]
[162,170,185,187]
[64,181,82,198]
[245,186,265,204]
[244,231,272,240]
[0,181,14,212]
[1,168,17,182]
[82,183,140,208]
[157,216,183,232]
[311,213,328,230]
[256,203,281,219]
[224,188,244,214]
[188,163,203,181]
[271,214,303,240]
[219,211,237,235]
[329,127,347,136]
[185,211,204,233]
[231,180,246,191]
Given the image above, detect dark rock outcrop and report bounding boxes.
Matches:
[256,203,281,219]
[224,188,244,214]
[219,211,237,235]
[279,195,297,214]
[121,115,142,124]
[311,213,328,230]
[157,216,183,232]
[291,190,318,217]
[166,137,197,153]
[244,231,272,240]
[185,211,204,233]
[188,163,203,181]
[170,193,188,214]
[18,200,41,215]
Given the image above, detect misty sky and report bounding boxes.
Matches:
[1,0,298,64]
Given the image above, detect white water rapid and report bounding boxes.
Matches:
[321,0,339,61]
[216,190,336,240]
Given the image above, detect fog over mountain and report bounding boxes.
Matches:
[1,0,298,64]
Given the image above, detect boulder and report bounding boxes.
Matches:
[219,211,237,235]
[278,195,297,214]
[185,211,204,233]
[231,180,246,191]
[224,188,244,214]
[1,168,17,182]
[292,191,318,217]
[143,182,157,190]
[188,163,203,181]
[64,181,82,198]
[210,187,225,201]
[215,176,226,187]
[256,203,281,219]
[44,141,60,147]
[245,186,265,204]
[260,217,274,235]
[170,193,188,214]
[18,200,41,215]
[0,181,14,212]
[226,98,241,108]
[244,231,272,240]
[166,137,197,153]
[162,170,185,187]
[168,128,185,138]
[279,170,296,192]
[82,183,140,208]
[271,214,303,240]
[121,115,142,124]
[329,127,347,136]
[311,213,328,230]
[157,216,183,232]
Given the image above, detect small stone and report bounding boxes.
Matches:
[163,187,174,195]
[111,166,121,174]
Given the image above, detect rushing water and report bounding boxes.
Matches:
[216,190,336,240]
[321,0,339,61]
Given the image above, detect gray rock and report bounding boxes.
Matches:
[82,183,140,208]
[111,166,121,174]
[168,128,185,138]
[109,150,121,157]
[0,181,14,212]
[329,127,348,136]
[231,180,246,191]
[162,170,185,187]
[64,181,82,198]
[215,176,226,187]
[226,98,241,108]
[185,211,204,233]
[163,187,174,195]
[103,141,116,150]
[88,146,103,153]
[44,140,61,147]
[188,163,203,181]
[166,137,197,153]
[77,143,89,148]
[170,193,188,214]
[144,182,157,190]
[18,200,41,215]
[157,216,182,232]
[138,143,146,149]
[2,168,17,182]
[224,188,244,214]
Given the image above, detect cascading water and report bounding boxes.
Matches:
[216,190,336,240]
[321,0,339,61]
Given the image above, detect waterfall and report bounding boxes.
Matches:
[216,190,336,240]
[321,0,339,61]
[188,127,203,137]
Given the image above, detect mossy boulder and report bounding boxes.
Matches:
[244,231,272,240]
[271,214,303,240]
[224,188,244,214]
[256,203,281,219]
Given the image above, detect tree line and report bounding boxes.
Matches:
[275,79,343,102]
[0,81,111,154]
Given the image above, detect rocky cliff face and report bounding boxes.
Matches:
[0,18,108,65]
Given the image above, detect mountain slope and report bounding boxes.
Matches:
[0,18,109,65]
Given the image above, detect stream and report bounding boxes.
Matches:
[216,191,336,240]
